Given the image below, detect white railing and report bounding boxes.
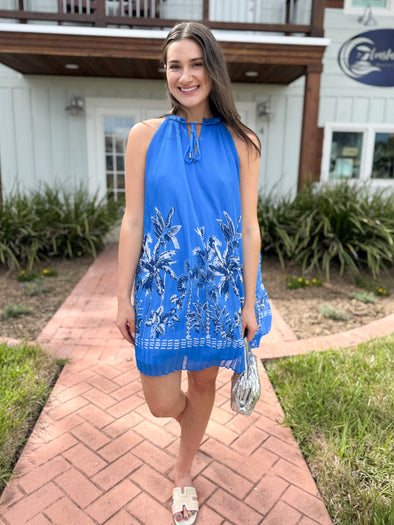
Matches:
[0,0,321,35]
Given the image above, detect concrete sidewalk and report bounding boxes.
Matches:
[1,243,391,524]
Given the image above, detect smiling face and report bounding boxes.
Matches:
[165,39,212,120]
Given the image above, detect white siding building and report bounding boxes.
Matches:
[0,0,392,201]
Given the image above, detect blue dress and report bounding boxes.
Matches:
[134,114,272,376]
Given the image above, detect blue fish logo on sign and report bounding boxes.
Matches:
[338,29,394,87]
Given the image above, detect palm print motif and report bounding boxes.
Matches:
[135,207,244,340]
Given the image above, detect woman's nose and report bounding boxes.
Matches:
[179,67,192,83]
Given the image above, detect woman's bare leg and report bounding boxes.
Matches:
[174,366,219,487]
[140,366,219,520]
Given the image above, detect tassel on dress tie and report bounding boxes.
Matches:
[184,123,201,163]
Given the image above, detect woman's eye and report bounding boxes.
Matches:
[193,63,204,67]
[168,65,179,70]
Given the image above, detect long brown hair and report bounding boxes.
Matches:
[162,21,261,157]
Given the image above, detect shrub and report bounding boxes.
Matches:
[348,291,377,304]
[318,304,352,321]
[258,194,296,266]
[258,182,394,279]
[1,304,33,320]
[0,184,122,269]
[23,280,52,297]
[285,276,323,289]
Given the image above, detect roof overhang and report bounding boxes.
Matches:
[0,24,330,84]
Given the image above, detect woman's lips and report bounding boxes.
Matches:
[179,86,199,93]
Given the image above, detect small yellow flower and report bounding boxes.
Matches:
[312,278,317,283]
[19,270,25,275]
[379,288,383,293]
[298,278,302,282]
[305,280,310,285]
[43,269,50,274]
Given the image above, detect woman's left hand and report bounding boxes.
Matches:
[242,305,258,342]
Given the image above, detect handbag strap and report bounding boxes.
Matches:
[243,338,250,374]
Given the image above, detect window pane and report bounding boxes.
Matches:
[106,173,114,189]
[106,155,113,171]
[117,173,125,189]
[116,155,124,171]
[329,132,363,179]
[105,136,113,153]
[115,137,124,153]
[104,116,134,201]
[352,0,387,6]
[372,133,394,179]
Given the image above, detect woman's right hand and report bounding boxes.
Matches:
[116,299,136,345]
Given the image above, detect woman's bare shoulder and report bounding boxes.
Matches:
[128,117,165,146]
[225,125,259,162]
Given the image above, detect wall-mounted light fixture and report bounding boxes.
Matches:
[245,71,259,78]
[65,96,84,116]
[257,101,271,118]
[357,4,378,26]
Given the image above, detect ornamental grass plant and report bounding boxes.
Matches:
[0,184,122,269]
[258,182,394,279]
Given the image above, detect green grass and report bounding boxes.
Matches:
[265,335,394,525]
[0,342,64,494]
[1,304,33,320]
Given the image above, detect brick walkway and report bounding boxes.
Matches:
[1,243,392,525]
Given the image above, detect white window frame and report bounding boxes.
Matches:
[321,122,394,188]
[344,0,394,15]
[85,97,167,199]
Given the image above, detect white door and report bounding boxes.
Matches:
[86,98,167,200]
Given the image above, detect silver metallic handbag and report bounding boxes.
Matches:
[231,339,261,416]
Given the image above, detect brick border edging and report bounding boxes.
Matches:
[259,313,394,360]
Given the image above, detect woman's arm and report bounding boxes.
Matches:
[116,120,159,343]
[236,133,261,341]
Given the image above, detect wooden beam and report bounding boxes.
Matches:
[310,0,325,37]
[202,0,209,25]
[298,64,322,191]
[0,32,326,66]
[325,0,344,8]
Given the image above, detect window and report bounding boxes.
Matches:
[104,117,134,202]
[321,123,394,186]
[372,133,394,179]
[330,132,363,179]
[344,0,394,14]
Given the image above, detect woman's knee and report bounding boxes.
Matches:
[140,370,184,418]
[188,366,219,395]
[147,394,185,419]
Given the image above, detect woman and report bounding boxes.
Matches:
[116,21,271,525]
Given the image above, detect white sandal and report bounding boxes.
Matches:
[172,486,199,524]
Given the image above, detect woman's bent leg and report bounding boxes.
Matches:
[140,370,186,419]
[175,366,219,487]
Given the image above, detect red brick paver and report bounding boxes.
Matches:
[3,242,390,524]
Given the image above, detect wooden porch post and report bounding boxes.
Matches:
[297,64,322,191]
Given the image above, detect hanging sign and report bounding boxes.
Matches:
[338,29,394,87]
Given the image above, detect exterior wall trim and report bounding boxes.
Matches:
[0,22,330,47]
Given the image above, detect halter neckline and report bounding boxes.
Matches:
[165,114,222,126]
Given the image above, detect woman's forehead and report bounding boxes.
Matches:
[166,39,203,61]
